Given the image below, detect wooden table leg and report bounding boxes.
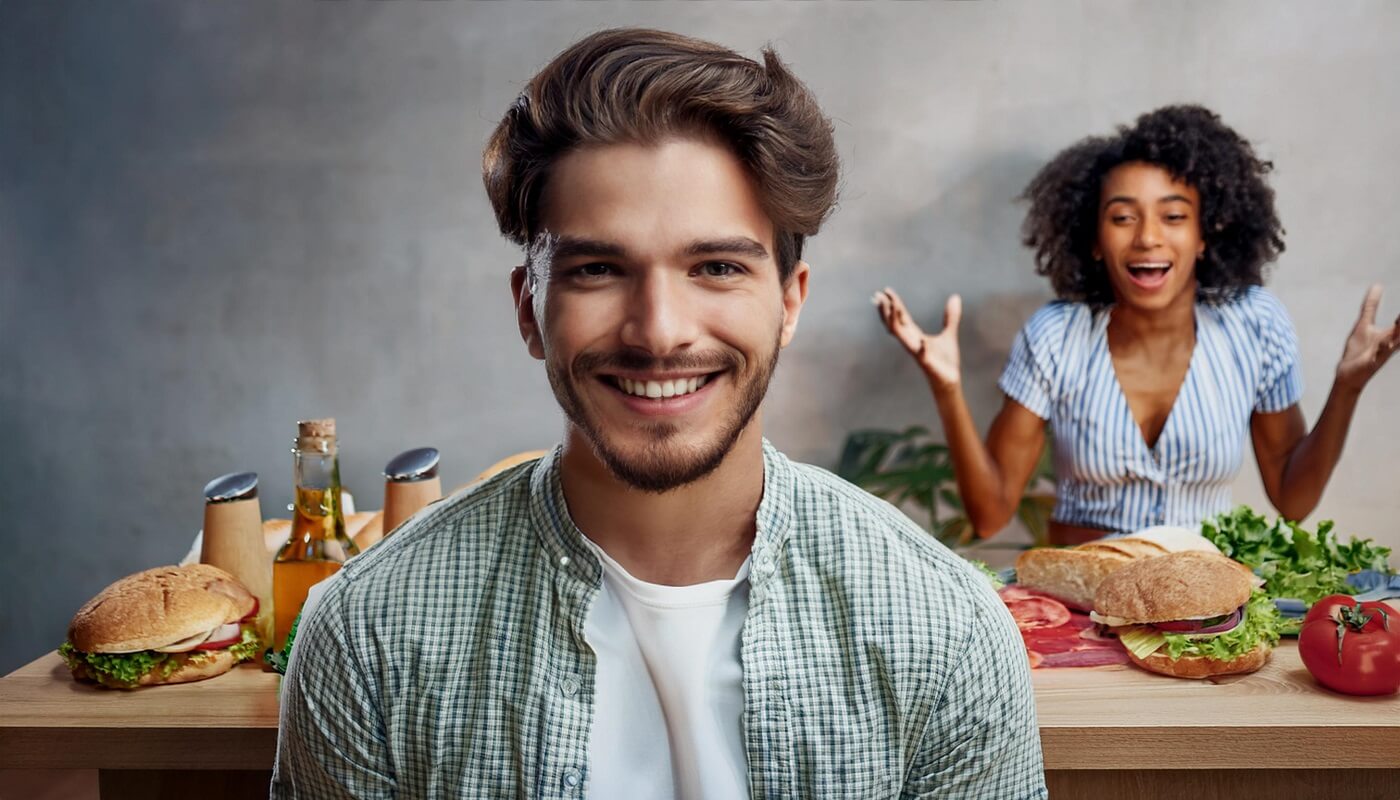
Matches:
[98,770,274,800]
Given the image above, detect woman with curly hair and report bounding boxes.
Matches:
[875,105,1399,544]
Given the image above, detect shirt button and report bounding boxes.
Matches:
[558,555,570,568]
[756,557,775,576]
[560,675,580,697]
[562,768,582,789]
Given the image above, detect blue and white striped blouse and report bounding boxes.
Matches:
[998,286,1303,534]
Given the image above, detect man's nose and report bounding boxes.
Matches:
[619,271,700,356]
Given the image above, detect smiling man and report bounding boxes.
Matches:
[273,28,1045,800]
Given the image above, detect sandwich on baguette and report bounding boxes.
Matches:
[59,564,262,689]
[1014,527,1222,610]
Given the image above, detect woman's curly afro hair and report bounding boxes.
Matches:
[1020,105,1285,307]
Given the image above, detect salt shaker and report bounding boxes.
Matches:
[201,471,273,649]
[382,447,442,538]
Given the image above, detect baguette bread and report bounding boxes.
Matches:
[1014,527,1221,610]
[1014,548,1133,610]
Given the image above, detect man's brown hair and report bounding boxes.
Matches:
[482,28,839,280]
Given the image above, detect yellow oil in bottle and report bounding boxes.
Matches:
[273,427,359,651]
[273,559,342,651]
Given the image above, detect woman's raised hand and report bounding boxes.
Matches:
[1336,284,1400,392]
[873,288,963,391]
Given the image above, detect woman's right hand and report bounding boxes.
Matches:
[873,287,963,391]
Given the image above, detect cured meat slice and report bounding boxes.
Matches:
[1005,597,1071,631]
[1038,646,1132,668]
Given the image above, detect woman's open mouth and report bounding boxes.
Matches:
[1126,261,1172,290]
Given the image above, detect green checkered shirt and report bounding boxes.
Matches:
[273,442,1046,799]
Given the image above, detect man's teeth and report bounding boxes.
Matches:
[618,375,710,399]
[1128,263,1171,275]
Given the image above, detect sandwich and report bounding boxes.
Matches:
[1014,527,1221,610]
[1091,551,1281,679]
[59,564,262,689]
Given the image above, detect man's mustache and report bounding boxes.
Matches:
[573,348,744,375]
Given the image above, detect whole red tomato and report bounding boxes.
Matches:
[1298,594,1400,696]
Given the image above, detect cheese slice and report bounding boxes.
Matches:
[1116,626,1167,660]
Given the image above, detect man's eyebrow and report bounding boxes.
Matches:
[549,236,628,263]
[683,237,770,260]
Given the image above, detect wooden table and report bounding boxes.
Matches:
[2,643,1397,799]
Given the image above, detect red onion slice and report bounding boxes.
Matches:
[1153,606,1243,635]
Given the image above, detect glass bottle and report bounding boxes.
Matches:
[272,418,359,650]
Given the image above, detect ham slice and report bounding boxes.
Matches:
[1038,646,1132,668]
[1000,585,1128,669]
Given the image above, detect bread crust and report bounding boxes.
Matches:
[1127,642,1271,679]
[1094,552,1254,622]
[68,565,255,654]
[1015,548,1132,610]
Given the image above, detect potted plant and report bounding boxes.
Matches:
[835,426,1055,549]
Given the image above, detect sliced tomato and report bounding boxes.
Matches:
[239,598,260,622]
[1005,597,1072,631]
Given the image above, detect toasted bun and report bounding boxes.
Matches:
[140,649,240,686]
[68,565,256,654]
[1094,551,1254,623]
[348,510,383,551]
[1015,548,1133,610]
[1127,642,1271,679]
[263,519,291,555]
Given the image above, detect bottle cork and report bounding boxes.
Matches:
[296,418,337,452]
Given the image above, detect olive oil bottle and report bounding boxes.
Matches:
[273,418,359,650]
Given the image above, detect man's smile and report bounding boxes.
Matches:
[598,370,727,416]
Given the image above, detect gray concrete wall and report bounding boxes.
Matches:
[3,1,1398,675]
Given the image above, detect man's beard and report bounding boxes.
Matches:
[546,335,780,493]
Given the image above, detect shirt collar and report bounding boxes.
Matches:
[528,439,795,587]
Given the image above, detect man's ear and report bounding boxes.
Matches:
[510,266,546,360]
[778,260,810,348]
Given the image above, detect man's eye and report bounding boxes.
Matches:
[700,262,742,278]
[1164,214,1188,223]
[1111,215,1134,224]
[576,263,613,278]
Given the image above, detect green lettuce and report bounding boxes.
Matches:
[59,641,171,688]
[1202,506,1392,605]
[229,625,262,663]
[1161,592,1282,661]
[967,559,1005,591]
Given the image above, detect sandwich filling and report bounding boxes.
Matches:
[1113,592,1282,662]
[59,624,261,688]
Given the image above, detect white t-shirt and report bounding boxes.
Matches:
[580,537,751,800]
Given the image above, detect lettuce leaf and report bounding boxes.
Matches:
[1161,592,1282,661]
[229,624,262,663]
[58,641,169,688]
[1202,507,1392,605]
[967,559,1005,591]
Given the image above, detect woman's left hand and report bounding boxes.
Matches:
[1336,284,1400,391]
